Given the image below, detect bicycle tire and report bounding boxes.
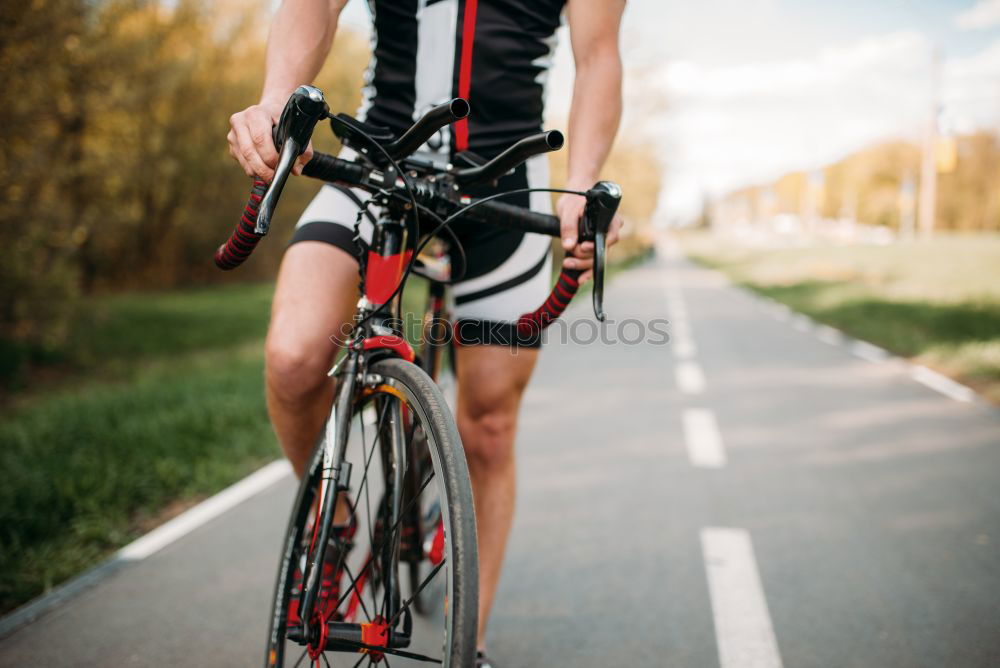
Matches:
[412,300,457,616]
[264,358,478,667]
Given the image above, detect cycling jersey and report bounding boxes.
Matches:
[291,0,568,347]
[360,0,566,159]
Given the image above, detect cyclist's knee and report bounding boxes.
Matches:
[265,333,331,402]
[454,344,536,468]
[459,405,518,469]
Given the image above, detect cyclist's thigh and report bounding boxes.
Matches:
[454,344,538,419]
[268,185,367,365]
[451,154,552,350]
[450,154,551,415]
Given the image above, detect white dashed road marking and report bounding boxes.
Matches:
[672,335,698,360]
[851,340,891,363]
[683,409,727,468]
[910,365,975,403]
[660,271,699,361]
[702,527,785,668]
[815,325,842,345]
[676,360,707,394]
[791,314,812,332]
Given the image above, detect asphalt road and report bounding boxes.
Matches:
[3,241,999,667]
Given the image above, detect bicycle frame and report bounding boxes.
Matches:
[227,87,622,661]
[297,202,427,646]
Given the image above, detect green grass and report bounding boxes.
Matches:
[0,282,280,614]
[0,275,490,614]
[0,244,654,615]
[0,345,279,612]
[67,282,274,375]
[681,232,1000,402]
[2,282,276,397]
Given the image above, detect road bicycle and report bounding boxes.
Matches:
[215,86,620,667]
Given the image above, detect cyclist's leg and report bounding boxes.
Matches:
[449,155,554,646]
[453,343,538,647]
[265,184,372,477]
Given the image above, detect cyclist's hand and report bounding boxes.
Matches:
[556,188,623,283]
[227,101,314,181]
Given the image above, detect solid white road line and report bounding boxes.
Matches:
[683,409,727,468]
[701,527,785,668]
[676,360,706,394]
[910,365,975,403]
[851,340,891,363]
[117,459,293,561]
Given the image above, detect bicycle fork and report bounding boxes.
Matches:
[299,353,358,641]
[299,351,410,648]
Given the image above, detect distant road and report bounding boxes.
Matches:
[3,241,999,667]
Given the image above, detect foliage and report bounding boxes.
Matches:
[0,347,276,613]
[0,0,365,386]
[722,133,1000,232]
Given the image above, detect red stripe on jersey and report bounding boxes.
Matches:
[455,0,479,151]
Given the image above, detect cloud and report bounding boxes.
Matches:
[955,0,1000,30]
[652,31,1000,218]
[942,39,1000,132]
[655,32,935,216]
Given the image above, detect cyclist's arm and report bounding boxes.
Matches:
[228,0,348,180]
[558,0,626,272]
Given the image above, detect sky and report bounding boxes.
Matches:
[335,0,1000,220]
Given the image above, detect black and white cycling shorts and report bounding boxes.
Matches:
[289,153,553,348]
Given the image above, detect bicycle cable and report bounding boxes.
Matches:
[328,115,424,324]
[352,186,588,334]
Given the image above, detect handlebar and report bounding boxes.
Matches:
[213,85,328,270]
[452,130,564,187]
[385,98,470,162]
[215,86,622,327]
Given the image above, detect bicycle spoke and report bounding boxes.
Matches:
[298,389,450,666]
[338,560,372,621]
[369,401,396,618]
[292,648,309,668]
[332,468,435,612]
[358,400,390,550]
[355,399,391,620]
[388,559,445,628]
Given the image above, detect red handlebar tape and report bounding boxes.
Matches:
[214,178,269,270]
[516,267,582,336]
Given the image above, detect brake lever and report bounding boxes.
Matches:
[581,181,622,322]
[255,85,329,235]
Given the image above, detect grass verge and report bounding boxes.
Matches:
[680,232,1000,403]
[1,245,651,615]
[1,282,279,614]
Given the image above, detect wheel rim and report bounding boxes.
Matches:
[269,380,457,667]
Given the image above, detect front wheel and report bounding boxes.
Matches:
[265,358,479,667]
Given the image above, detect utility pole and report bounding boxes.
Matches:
[900,173,916,241]
[918,48,941,240]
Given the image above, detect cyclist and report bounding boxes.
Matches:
[227,0,625,664]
